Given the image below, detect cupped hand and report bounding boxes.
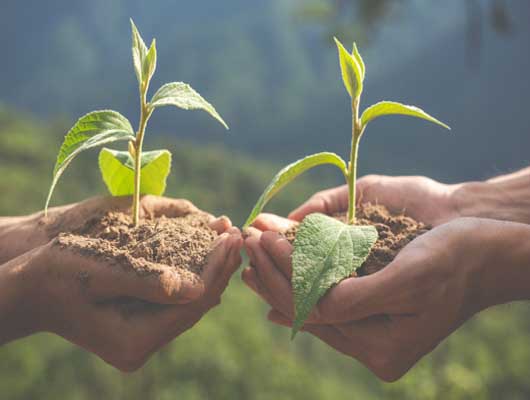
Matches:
[242,218,495,381]
[288,175,461,226]
[18,221,243,372]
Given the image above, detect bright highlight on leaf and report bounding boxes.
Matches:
[150,82,229,129]
[291,214,378,338]
[361,101,451,130]
[99,148,171,196]
[130,19,149,86]
[243,152,347,228]
[334,37,363,98]
[45,110,135,212]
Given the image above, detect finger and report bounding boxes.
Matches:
[253,213,297,233]
[245,236,295,318]
[260,231,293,279]
[243,226,262,240]
[208,216,232,234]
[91,265,205,305]
[267,308,292,327]
[315,273,393,323]
[241,267,290,315]
[201,231,243,295]
[288,186,349,221]
[140,196,199,218]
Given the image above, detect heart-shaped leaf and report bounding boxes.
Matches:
[361,101,450,130]
[150,82,228,129]
[243,152,347,228]
[98,148,171,196]
[291,213,378,338]
[45,110,135,212]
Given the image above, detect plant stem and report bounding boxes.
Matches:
[132,85,152,226]
[347,97,362,225]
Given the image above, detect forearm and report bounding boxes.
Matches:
[0,248,41,345]
[451,167,530,224]
[0,213,49,264]
[474,219,530,309]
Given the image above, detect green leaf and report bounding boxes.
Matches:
[98,148,171,196]
[243,152,347,228]
[143,39,157,85]
[44,110,135,213]
[150,82,229,129]
[352,42,365,80]
[334,37,363,99]
[291,213,378,338]
[361,101,451,130]
[130,19,148,86]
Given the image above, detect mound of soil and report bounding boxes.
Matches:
[56,211,217,280]
[285,203,429,276]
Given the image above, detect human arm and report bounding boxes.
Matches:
[283,167,530,228]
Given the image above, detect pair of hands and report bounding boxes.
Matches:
[0,196,242,372]
[243,175,525,381]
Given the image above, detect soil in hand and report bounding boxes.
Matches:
[285,203,429,276]
[56,211,218,281]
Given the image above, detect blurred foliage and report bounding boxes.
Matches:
[1,108,530,398]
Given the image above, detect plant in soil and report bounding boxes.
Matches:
[43,20,228,281]
[244,38,450,337]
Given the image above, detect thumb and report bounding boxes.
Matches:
[288,185,349,221]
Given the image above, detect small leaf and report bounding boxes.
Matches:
[98,148,172,196]
[291,214,378,338]
[143,39,157,85]
[45,110,135,212]
[243,152,347,228]
[150,82,228,129]
[334,37,363,99]
[361,101,450,130]
[352,42,365,80]
[130,19,148,86]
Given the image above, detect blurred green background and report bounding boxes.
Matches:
[1,0,530,398]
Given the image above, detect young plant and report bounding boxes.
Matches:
[244,38,450,338]
[44,19,228,225]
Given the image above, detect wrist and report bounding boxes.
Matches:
[0,212,50,264]
[0,246,46,344]
[449,178,530,224]
[470,219,530,310]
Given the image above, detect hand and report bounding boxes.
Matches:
[0,195,229,263]
[1,223,242,372]
[242,218,530,381]
[288,175,461,226]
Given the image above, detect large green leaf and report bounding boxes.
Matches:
[334,37,363,99]
[44,110,135,212]
[98,148,172,196]
[149,82,229,129]
[291,213,378,338]
[243,152,347,228]
[361,101,450,130]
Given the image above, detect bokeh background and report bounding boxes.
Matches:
[1,0,530,398]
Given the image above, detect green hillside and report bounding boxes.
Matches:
[1,108,530,399]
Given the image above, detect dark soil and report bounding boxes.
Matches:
[285,203,429,276]
[55,211,217,281]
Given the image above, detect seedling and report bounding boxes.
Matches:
[244,38,449,337]
[44,20,228,225]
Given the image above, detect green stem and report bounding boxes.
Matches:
[132,85,152,226]
[347,97,362,225]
